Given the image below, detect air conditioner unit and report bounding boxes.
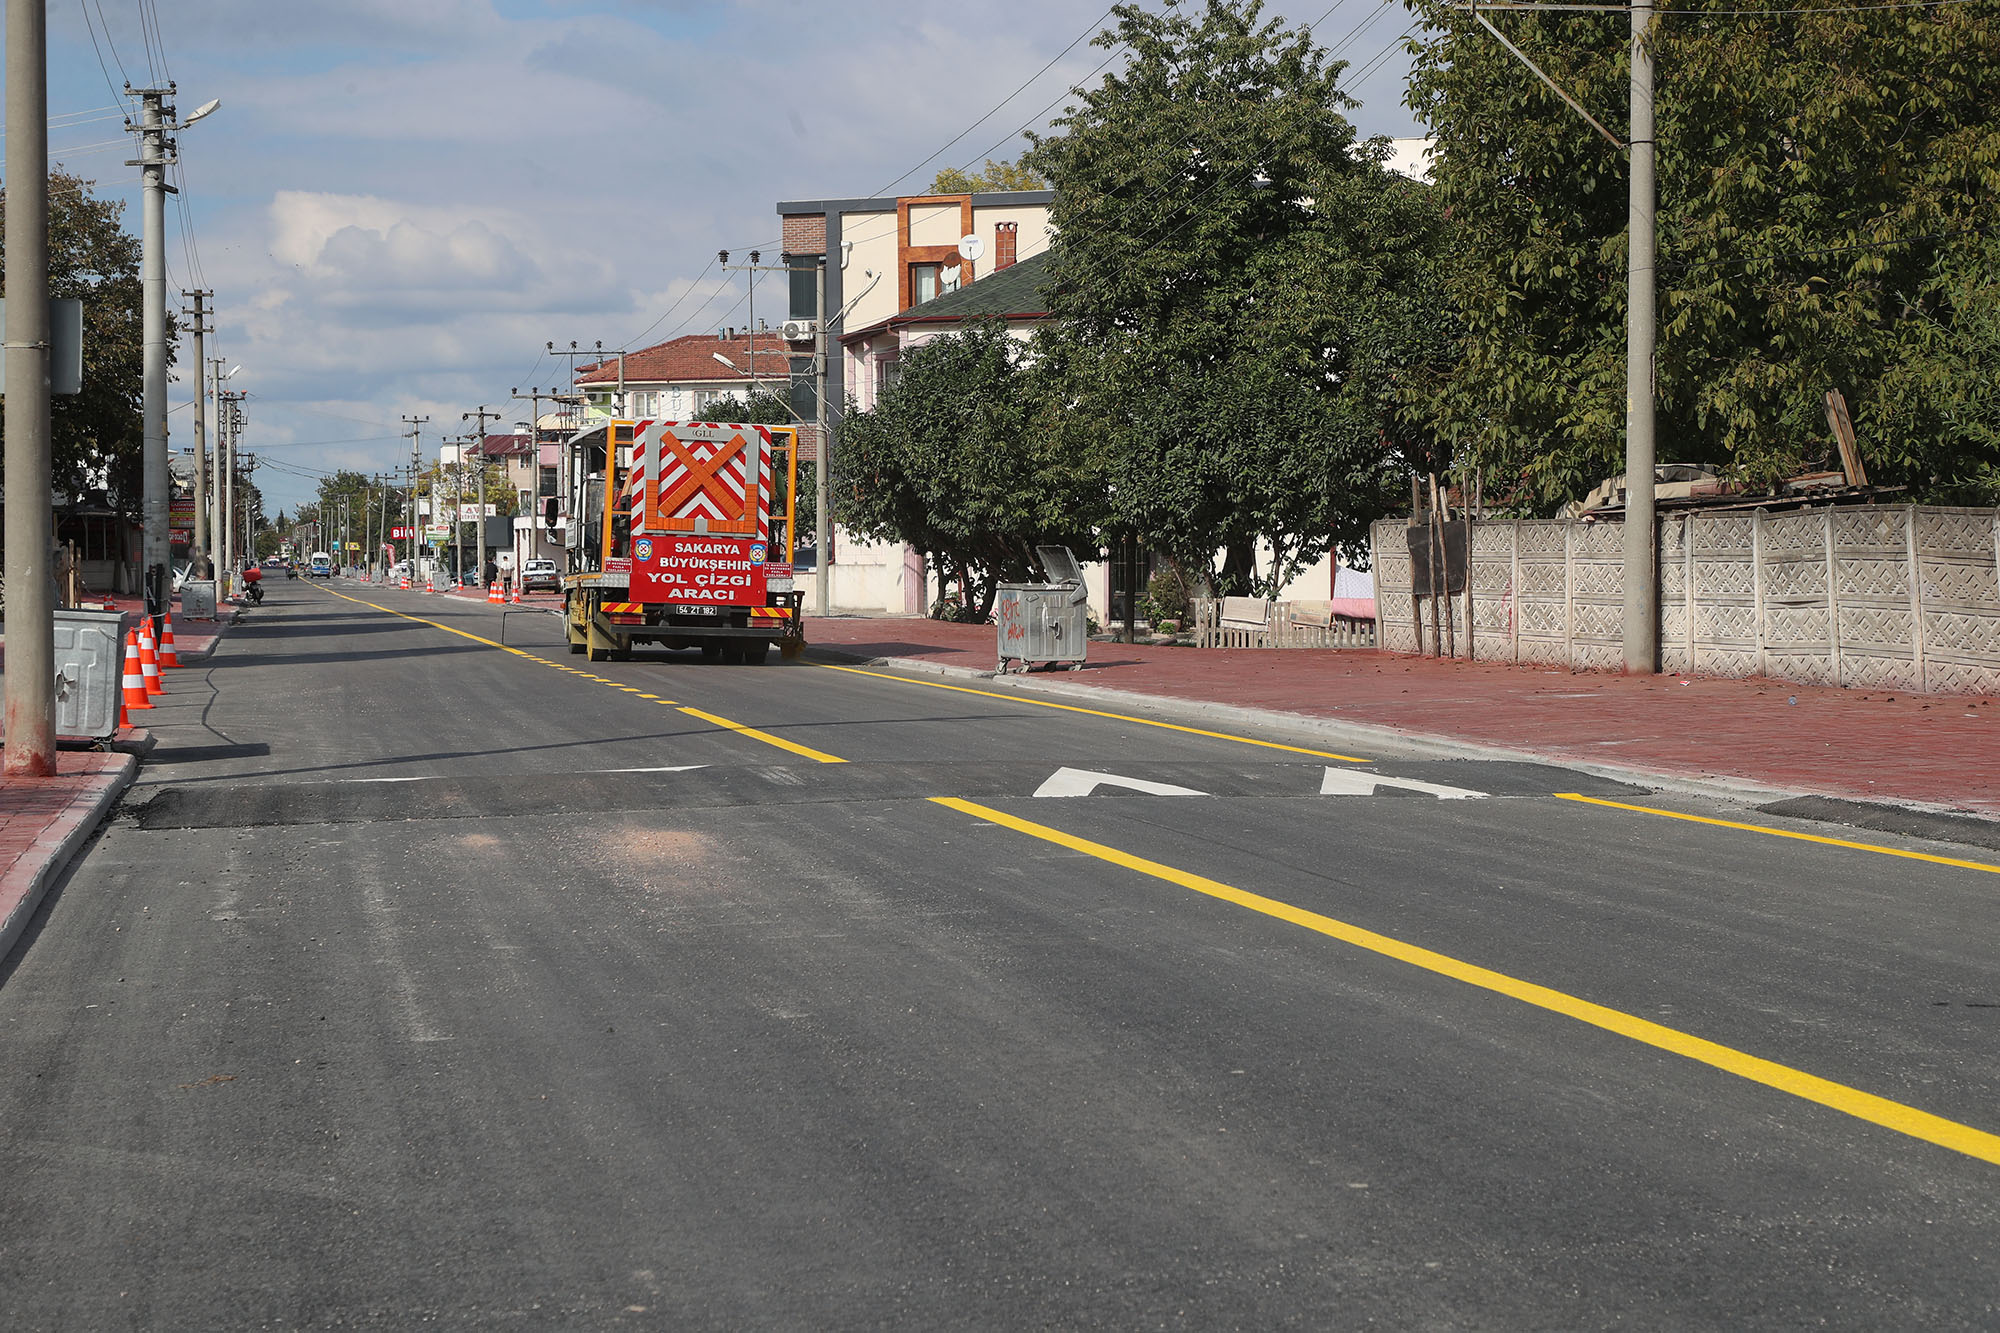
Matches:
[780,318,819,344]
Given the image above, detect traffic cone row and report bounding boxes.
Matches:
[115,615,201,731]
[487,579,504,605]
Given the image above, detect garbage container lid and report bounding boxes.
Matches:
[1034,544,1083,586]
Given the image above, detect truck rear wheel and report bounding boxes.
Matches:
[700,641,724,663]
[743,640,770,665]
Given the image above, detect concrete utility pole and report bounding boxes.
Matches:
[128,86,175,634]
[219,388,241,583]
[1621,0,1659,674]
[463,407,502,584]
[815,256,831,617]
[5,0,57,776]
[210,358,227,586]
[183,290,212,571]
[1465,0,1657,671]
[402,415,429,575]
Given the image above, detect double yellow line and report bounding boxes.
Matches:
[311,581,2000,1168]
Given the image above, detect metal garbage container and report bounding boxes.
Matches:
[995,545,1090,673]
[51,606,128,741]
[180,579,218,620]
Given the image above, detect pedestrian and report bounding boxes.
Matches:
[484,557,498,589]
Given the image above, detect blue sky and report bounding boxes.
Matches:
[20,1,1424,513]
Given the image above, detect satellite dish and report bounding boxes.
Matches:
[941,265,961,287]
[957,234,984,263]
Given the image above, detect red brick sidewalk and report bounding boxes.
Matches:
[804,616,2000,817]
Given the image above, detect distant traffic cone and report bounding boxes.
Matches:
[424,571,435,594]
[487,579,503,604]
[510,581,522,605]
[120,631,153,714]
[400,570,411,590]
[157,618,181,668]
[138,621,165,696]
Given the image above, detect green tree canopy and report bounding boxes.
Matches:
[931,159,1046,195]
[0,171,151,504]
[840,320,1104,620]
[1025,0,1452,593]
[1407,0,2000,509]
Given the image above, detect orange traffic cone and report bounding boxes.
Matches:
[121,631,153,714]
[138,621,165,696]
[487,579,503,605]
[400,571,411,590]
[158,618,181,668]
[424,571,435,594]
[510,581,522,605]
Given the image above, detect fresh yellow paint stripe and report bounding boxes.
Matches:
[932,795,2000,1168]
[1557,794,2000,876]
[819,662,1371,763]
[678,706,847,764]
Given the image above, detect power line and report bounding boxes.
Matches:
[868,4,1119,200]
[78,1,130,106]
[621,253,719,349]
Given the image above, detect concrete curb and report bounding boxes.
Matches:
[803,645,1839,811]
[0,753,139,966]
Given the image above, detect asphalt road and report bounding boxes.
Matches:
[3,578,1997,1329]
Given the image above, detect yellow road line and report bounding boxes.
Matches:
[818,662,1371,763]
[932,795,2000,1168]
[1558,794,2000,876]
[678,706,846,764]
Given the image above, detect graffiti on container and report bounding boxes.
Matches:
[999,596,1028,643]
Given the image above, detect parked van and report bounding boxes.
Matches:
[309,552,333,578]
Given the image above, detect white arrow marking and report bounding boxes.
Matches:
[1319,768,1486,799]
[1034,767,1208,798]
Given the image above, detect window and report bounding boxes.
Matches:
[911,263,940,305]
[539,465,558,498]
[788,254,819,320]
[995,221,1018,270]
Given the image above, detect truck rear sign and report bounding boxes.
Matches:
[631,534,766,603]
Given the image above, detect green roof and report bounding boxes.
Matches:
[902,248,1052,322]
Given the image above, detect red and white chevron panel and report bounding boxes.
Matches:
[630,420,771,539]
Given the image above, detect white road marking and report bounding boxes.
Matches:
[1033,767,1208,798]
[599,765,709,774]
[1319,767,1486,799]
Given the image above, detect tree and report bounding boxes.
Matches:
[1406,1,2000,510]
[1024,0,1452,594]
[840,321,1104,620]
[0,171,151,504]
[931,159,1046,195]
